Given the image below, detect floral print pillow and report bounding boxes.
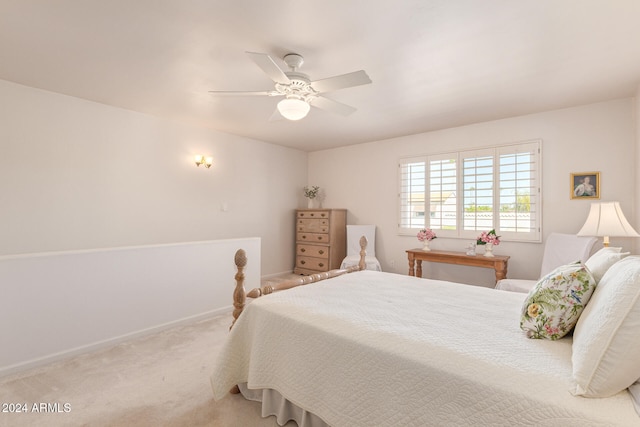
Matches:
[520,262,596,340]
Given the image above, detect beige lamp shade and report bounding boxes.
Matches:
[577,201,640,246]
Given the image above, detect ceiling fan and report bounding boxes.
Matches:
[208,52,372,121]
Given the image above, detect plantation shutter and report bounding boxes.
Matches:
[398,157,427,233]
[428,154,457,235]
[497,142,541,241]
[461,149,495,235]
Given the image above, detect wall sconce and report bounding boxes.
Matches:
[194,155,213,169]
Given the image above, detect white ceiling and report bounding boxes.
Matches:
[1,1,640,152]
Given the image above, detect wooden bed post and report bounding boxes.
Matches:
[229,249,247,395]
[358,235,367,271]
[230,249,247,331]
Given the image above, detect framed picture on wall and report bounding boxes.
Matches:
[570,172,600,199]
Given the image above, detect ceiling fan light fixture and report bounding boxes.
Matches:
[277,98,310,121]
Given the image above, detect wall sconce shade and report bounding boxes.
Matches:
[194,155,213,168]
[277,98,310,121]
[577,201,639,246]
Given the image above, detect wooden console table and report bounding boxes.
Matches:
[406,249,510,283]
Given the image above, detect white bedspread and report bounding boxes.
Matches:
[211,271,639,426]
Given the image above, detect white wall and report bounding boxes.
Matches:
[309,99,637,287]
[0,79,306,275]
[0,239,260,375]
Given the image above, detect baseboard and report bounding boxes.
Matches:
[0,306,233,378]
[261,270,294,280]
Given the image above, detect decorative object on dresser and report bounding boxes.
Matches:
[303,185,320,209]
[294,209,346,275]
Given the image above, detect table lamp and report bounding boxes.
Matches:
[577,201,639,247]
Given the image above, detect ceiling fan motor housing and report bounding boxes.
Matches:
[283,53,304,70]
[277,71,317,101]
[285,71,310,86]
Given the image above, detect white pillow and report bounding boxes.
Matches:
[584,247,628,283]
[572,256,640,397]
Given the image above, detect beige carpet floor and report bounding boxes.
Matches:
[0,311,297,427]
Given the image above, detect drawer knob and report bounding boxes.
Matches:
[318,263,324,267]
[317,236,322,240]
[301,248,306,252]
[318,250,324,255]
[302,235,307,239]
[301,260,306,265]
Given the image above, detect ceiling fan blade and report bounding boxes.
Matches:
[208,90,281,97]
[310,96,357,116]
[311,70,371,93]
[246,52,291,85]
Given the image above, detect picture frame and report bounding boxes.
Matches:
[570,172,600,199]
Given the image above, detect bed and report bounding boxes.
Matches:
[211,238,640,426]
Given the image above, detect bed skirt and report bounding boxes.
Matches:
[239,384,329,427]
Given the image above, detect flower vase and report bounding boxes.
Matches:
[307,198,316,209]
[483,243,494,257]
[422,240,431,251]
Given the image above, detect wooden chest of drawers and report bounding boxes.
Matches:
[294,209,346,275]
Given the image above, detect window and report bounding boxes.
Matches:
[398,140,541,242]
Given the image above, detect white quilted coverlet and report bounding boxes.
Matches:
[211,271,639,426]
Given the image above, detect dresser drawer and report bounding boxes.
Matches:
[297,244,329,259]
[296,256,329,272]
[297,210,329,219]
[297,218,329,233]
[297,232,329,243]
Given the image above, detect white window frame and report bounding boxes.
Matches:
[398,140,542,242]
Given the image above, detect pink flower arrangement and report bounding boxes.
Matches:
[417,228,437,242]
[476,229,500,246]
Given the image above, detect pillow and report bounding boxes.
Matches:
[520,262,596,340]
[585,246,629,283]
[572,256,640,397]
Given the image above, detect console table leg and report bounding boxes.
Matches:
[495,261,507,283]
[416,260,423,278]
[408,256,415,276]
